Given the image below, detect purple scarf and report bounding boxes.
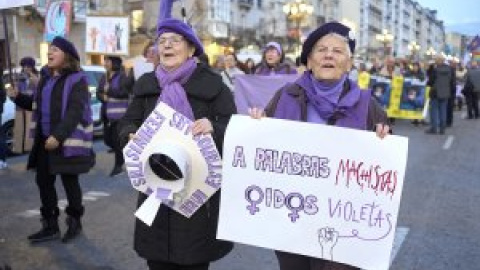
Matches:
[296,72,360,120]
[156,58,197,120]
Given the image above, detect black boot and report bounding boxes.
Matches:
[62,216,82,243]
[28,218,60,243]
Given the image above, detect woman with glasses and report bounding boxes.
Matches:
[250,22,390,270]
[117,19,235,270]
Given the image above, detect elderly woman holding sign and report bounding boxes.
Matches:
[117,19,235,270]
[250,22,390,270]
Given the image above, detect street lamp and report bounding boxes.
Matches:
[425,46,436,59]
[283,0,314,55]
[408,41,421,60]
[376,29,394,56]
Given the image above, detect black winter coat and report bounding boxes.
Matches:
[14,70,95,174]
[117,63,236,265]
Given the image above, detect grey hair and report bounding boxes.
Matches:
[323,33,352,58]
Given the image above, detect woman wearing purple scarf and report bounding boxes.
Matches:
[255,41,298,75]
[117,18,235,270]
[250,22,390,270]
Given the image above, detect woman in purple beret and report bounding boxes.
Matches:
[250,21,391,270]
[255,41,297,75]
[7,36,95,243]
[117,18,235,270]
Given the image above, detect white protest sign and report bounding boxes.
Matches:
[123,102,222,225]
[0,0,34,10]
[218,116,408,270]
[133,57,154,80]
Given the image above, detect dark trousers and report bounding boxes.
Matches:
[147,261,209,270]
[465,91,479,118]
[275,251,359,270]
[446,97,455,126]
[104,120,124,166]
[36,142,83,218]
[0,115,6,161]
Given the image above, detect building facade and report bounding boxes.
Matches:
[0,0,447,68]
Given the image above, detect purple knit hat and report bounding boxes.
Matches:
[300,21,356,65]
[264,41,283,55]
[156,18,204,57]
[51,36,80,61]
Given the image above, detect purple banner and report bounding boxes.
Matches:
[234,74,300,114]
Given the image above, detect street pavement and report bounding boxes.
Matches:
[1,111,480,270]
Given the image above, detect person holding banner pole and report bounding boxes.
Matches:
[249,21,390,270]
[117,18,235,270]
[6,36,95,243]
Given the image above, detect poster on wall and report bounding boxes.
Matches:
[86,16,130,56]
[44,0,72,42]
[0,0,34,10]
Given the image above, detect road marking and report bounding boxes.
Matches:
[85,191,111,197]
[16,209,40,218]
[390,227,409,264]
[443,135,455,150]
[15,191,111,218]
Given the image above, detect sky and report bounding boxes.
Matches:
[416,0,480,35]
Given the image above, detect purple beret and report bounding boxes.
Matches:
[157,19,204,57]
[300,21,356,65]
[264,41,283,55]
[20,57,36,68]
[51,36,80,61]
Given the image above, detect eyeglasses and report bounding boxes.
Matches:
[157,36,185,47]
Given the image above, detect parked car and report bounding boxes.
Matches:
[1,65,106,154]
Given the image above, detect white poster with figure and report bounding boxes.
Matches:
[123,102,222,225]
[86,16,130,56]
[218,116,408,270]
[0,0,34,9]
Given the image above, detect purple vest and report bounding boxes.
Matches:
[105,73,128,120]
[272,80,371,130]
[30,72,93,157]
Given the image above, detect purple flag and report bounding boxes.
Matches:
[234,74,300,114]
[158,0,179,25]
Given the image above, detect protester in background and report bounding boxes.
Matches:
[369,58,382,75]
[249,21,390,270]
[6,36,95,243]
[446,60,458,126]
[220,52,245,94]
[379,56,401,78]
[455,63,467,110]
[462,60,480,119]
[197,54,210,67]
[117,18,235,270]
[244,57,256,74]
[97,56,129,177]
[12,57,39,154]
[0,64,7,169]
[405,62,425,81]
[426,55,455,134]
[255,41,297,75]
[212,55,225,73]
[405,61,427,126]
